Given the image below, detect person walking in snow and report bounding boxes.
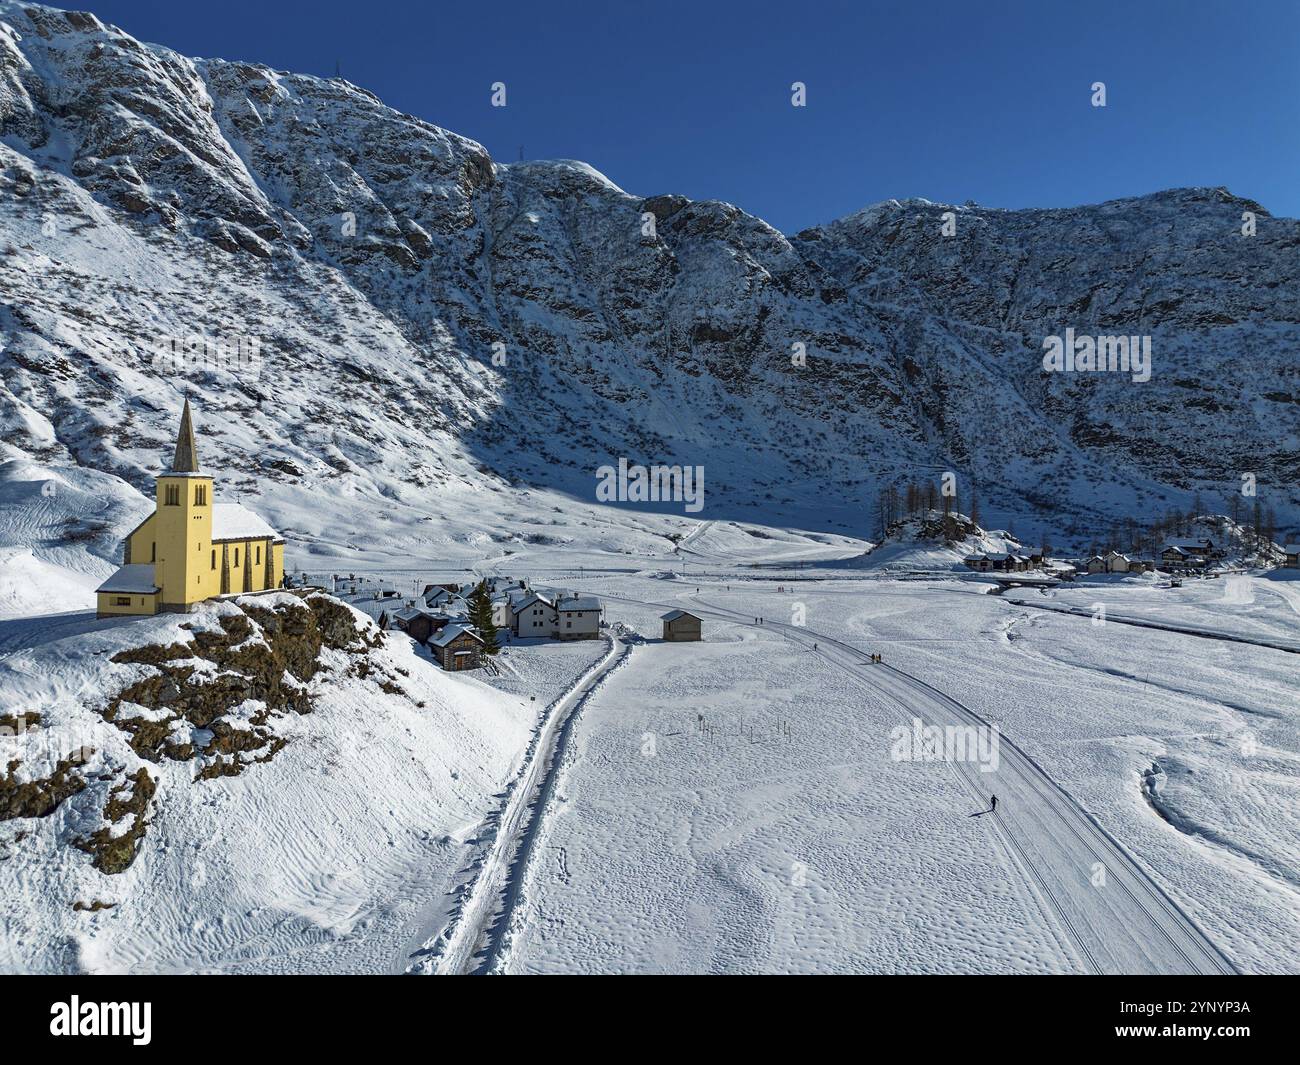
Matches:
[990,795,998,813]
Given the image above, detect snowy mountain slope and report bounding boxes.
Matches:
[0,0,1296,580]
[0,590,536,974]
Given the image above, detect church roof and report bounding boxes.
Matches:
[171,399,200,473]
[97,564,160,595]
[212,503,282,543]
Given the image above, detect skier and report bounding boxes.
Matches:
[990,795,998,813]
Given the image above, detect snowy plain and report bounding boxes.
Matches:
[2,493,1299,974]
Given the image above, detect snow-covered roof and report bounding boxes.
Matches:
[1165,538,1211,549]
[395,605,446,622]
[557,595,601,612]
[1161,545,1189,555]
[97,564,159,594]
[510,590,553,611]
[212,503,281,543]
[429,621,482,647]
[425,588,466,608]
[661,610,700,622]
[963,554,987,562]
[1284,544,1300,553]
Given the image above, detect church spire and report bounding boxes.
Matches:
[171,399,200,473]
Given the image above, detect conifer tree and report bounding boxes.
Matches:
[468,581,500,655]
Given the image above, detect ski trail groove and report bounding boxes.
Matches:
[405,633,629,975]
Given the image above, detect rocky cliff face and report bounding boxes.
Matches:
[1,1,1296,553]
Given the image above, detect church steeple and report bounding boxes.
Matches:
[171,399,200,473]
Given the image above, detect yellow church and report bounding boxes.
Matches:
[96,401,285,617]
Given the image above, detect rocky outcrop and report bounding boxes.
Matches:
[2,591,398,875]
[103,591,382,775]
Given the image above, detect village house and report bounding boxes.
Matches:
[423,586,468,613]
[1084,551,1142,575]
[429,621,484,671]
[964,551,1046,573]
[1285,545,1300,569]
[556,593,601,640]
[392,605,455,644]
[509,591,558,638]
[661,610,702,642]
[422,582,462,597]
[1164,537,1215,558]
[1160,544,1206,569]
[96,401,285,617]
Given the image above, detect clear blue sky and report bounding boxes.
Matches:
[62,0,1300,232]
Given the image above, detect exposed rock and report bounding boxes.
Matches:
[0,1,1294,543]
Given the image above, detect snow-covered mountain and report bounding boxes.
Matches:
[1,1,1297,576]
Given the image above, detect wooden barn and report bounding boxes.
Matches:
[661,610,702,642]
[429,621,484,671]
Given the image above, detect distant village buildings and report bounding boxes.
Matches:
[960,531,1260,581]
[962,552,1037,573]
[388,576,604,669]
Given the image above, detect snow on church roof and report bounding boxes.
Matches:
[97,564,160,594]
[212,503,282,543]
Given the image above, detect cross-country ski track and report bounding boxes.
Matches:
[403,633,629,975]
[592,588,1238,975]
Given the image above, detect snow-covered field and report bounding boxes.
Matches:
[486,566,1299,974]
[2,518,1298,974]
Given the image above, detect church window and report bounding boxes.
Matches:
[211,550,216,570]
[194,484,207,506]
[164,484,180,506]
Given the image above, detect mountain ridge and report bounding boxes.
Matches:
[1,0,1296,574]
